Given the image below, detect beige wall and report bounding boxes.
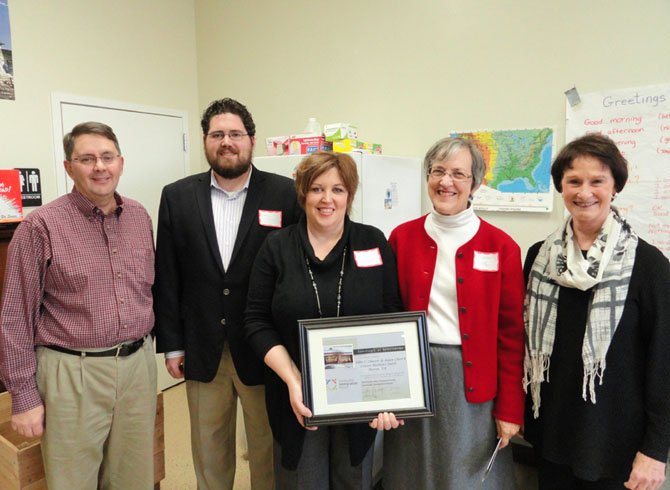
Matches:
[2,1,669,255]
[0,0,202,206]
[194,0,670,255]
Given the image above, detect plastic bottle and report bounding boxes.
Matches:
[303,117,322,135]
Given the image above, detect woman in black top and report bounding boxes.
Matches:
[524,134,670,490]
[244,152,403,489]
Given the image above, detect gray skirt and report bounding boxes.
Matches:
[383,344,517,490]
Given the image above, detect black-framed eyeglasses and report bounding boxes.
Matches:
[206,131,249,142]
[427,166,472,182]
[71,153,120,166]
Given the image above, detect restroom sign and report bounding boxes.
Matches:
[17,168,42,207]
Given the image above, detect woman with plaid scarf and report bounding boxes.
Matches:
[524,134,670,490]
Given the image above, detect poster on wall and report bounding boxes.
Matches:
[0,169,23,222]
[449,128,554,212]
[566,83,670,257]
[0,0,14,101]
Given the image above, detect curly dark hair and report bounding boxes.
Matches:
[200,98,256,136]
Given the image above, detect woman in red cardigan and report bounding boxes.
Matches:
[383,137,525,489]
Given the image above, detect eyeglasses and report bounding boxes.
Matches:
[71,153,120,166]
[427,167,472,182]
[206,131,249,142]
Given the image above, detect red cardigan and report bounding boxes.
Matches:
[389,214,525,424]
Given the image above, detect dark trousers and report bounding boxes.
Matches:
[538,458,625,490]
[274,425,373,490]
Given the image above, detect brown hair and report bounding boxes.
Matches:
[551,134,628,192]
[63,121,121,161]
[294,152,359,214]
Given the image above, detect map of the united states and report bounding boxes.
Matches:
[451,128,553,193]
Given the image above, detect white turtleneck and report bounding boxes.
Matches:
[424,206,480,344]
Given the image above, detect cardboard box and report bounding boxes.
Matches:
[153,391,166,485]
[333,139,382,154]
[0,391,165,489]
[265,136,289,156]
[361,142,383,154]
[288,136,332,155]
[332,138,364,153]
[324,123,357,142]
[0,170,23,223]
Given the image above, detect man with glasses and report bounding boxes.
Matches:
[154,98,300,489]
[0,121,157,489]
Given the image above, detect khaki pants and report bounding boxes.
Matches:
[186,345,274,490]
[36,338,157,490]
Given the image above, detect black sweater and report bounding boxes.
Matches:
[244,216,402,470]
[523,238,670,481]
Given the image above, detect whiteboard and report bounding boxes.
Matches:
[51,93,190,390]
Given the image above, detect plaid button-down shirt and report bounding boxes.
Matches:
[0,189,155,413]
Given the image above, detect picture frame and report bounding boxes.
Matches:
[298,311,434,426]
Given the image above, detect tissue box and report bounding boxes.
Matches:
[362,142,383,154]
[324,123,358,142]
[265,136,289,156]
[332,139,364,153]
[288,136,332,155]
[333,139,382,154]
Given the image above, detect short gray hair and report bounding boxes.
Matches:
[424,137,486,190]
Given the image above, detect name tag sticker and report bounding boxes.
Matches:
[473,251,499,272]
[258,210,282,228]
[353,248,383,268]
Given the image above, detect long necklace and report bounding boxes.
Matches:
[305,247,347,318]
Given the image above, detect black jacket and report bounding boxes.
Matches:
[523,238,670,481]
[244,216,402,469]
[153,167,301,385]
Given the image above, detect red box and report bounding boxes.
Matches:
[0,170,23,223]
[288,136,333,155]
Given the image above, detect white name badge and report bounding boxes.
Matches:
[473,251,499,272]
[353,248,383,268]
[258,210,282,228]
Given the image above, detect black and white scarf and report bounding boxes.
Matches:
[523,207,637,418]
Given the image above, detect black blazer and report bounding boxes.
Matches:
[153,166,301,385]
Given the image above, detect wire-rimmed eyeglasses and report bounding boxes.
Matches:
[427,166,472,182]
[71,153,120,166]
[206,131,249,142]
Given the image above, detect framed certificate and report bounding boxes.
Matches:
[298,311,434,426]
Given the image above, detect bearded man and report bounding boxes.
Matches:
[153,98,301,490]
